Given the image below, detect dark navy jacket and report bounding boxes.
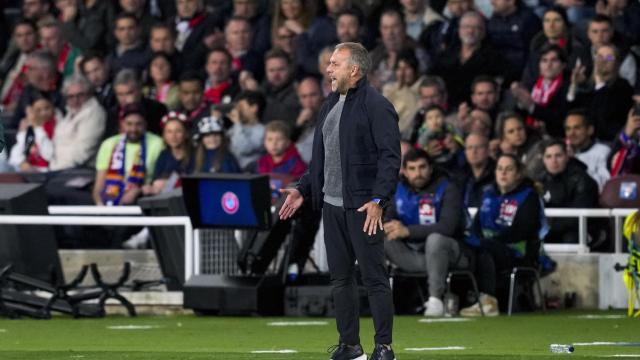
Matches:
[297,77,401,210]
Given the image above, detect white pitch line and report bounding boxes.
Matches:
[418,318,473,323]
[601,355,640,357]
[267,321,329,326]
[575,342,640,347]
[106,325,161,330]
[250,350,298,354]
[576,315,627,319]
[405,346,467,351]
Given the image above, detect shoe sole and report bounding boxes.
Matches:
[329,354,367,360]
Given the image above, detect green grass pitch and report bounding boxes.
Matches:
[0,311,637,359]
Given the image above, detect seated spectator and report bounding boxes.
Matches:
[461,132,495,208]
[93,103,164,206]
[510,44,571,138]
[108,69,167,136]
[258,120,307,177]
[419,0,473,63]
[192,116,241,173]
[404,76,449,143]
[456,76,501,136]
[317,46,334,97]
[80,53,116,110]
[148,23,182,75]
[175,72,210,128]
[401,0,444,41]
[0,20,39,114]
[142,112,192,196]
[142,52,180,110]
[9,95,59,172]
[461,153,545,316]
[230,0,272,57]
[384,148,470,317]
[416,105,464,168]
[569,44,634,143]
[57,0,115,52]
[383,50,424,135]
[203,47,240,106]
[539,139,599,244]
[261,49,300,126]
[270,0,313,54]
[107,13,151,75]
[491,111,541,165]
[39,20,82,80]
[564,109,611,190]
[225,16,263,81]
[50,75,106,171]
[172,0,215,72]
[335,8,367,45]
[609,104,640,176]
[595,0,640,46]
[117,0,156,41]
[294,77,324,164]
[227,91,266,170]
[22,0,55,24]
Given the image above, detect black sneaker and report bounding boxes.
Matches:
[370,343,396,360]
[328,343,366,360]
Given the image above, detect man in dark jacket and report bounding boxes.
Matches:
[384,148,469,317]
[461,132,495,207]
[280,42,400,360]
[261,50,300,126]
[540,139,599,244]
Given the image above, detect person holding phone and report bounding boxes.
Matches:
[609,103,640,176]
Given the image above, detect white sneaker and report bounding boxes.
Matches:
[122,227,150,249]
[423,296,444,317]
[459,293,499,317]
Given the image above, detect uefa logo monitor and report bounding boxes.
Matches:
[221,191,240,215]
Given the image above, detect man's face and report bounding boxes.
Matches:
[120,0,145,13]
[233,0,258,18]
[539,50,565,79]
[380,13,404,52]
[471,81,497,111]
[179,80,203,110]
[176,0,200,18]
[64,83,91,112]
[564,114,592,148]
[404,158,431,189]
[150,28,175,54]
[588,21,613,48]
[25,59,55,91]
[543,11,565,40]
[264,130,290,157]
[225,20,252,52]
[206,51,231,83]
[594,45,617,78]
[395,60,417,87]
[419,85,444,108]
[459,14,484,46]
[266,57,291,88]
[115,18,139,47]
[236,99,257,122]
[23,0,48,20]
[274,26,295,54]
[297,80,323,111]
[491,0,514,15]
[115,82,141,106]
[447,0,472,18]
[327,48,355,94]
[325,0,348,15]
[543,144,569,176]
[82,58,108,87]
[337,14,360,43]
[39,26,64,55]
[464,134,489,167]
[123,113,146,142]
[400,0,423,13]
[14,24,38,53]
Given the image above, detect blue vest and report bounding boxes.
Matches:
[395,179,448,226]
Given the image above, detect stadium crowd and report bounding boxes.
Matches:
[1,0,640,316]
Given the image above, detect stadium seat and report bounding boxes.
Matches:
[506,266,546,316]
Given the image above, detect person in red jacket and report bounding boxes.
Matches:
[257,120,307,177]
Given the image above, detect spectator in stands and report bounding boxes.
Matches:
[261,49,300,126]
[564,109,610,190]
[317,46,334,97]
[569,15,637,90]
[142,111,192,196]
[93,103,164,206]
[455,76,501,136]
[384,148,470,317]
[107,69,167,136]
[172,0,215,70]
[383,50,424,135]
[510,44,571,138]
[107,13,151,75]
[191,116,240,173]
[148,23,181,75]
[595,0,640,46]
[539,139,599,244]
[462,132,495,207]
[335,8,365,44]
[9,95,59,172]
[258,120,307,177]
[404,76,449,143]
[419,0,473,63]
[57,0,115,52]
[272,25,296,62]
[38,20,82,80]
[118,0,156,42]
[271,0,313,53]
[430,11,503,108]
[460,153,544,316]
[174,72,210,128]
[80,53,116,110]
[609,105,640,176]
[401,0,445,41]
[416,105,465,169]
[50,74,106,171]
[569,43,634,143]
[142,52,180,110]
[10,51,64,131]
[492,111,540,165]
[0,20,39,114]
[22,0,54,24]
[487,0,541,82]
[227,91,266,170]
[203,47,240,106]
[230,0,271,56]
[370,9,427,90]
[225,16,263,81]
[294,77,324,164]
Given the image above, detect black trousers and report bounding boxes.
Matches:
[322,202,393,345]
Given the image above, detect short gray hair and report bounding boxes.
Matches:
[62,74,93,95]
[113,68,141,89]
[26,50,57,73]
[335,42,371,76]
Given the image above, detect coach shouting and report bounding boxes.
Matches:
[279,42,401,360]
